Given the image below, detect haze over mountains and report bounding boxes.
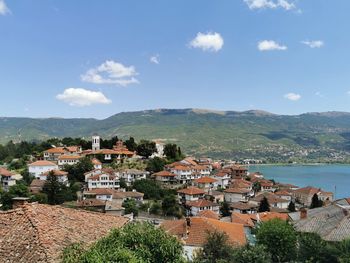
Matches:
[2,108,350,161]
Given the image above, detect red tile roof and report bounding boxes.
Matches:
[224,188,251,194]
[28,160,57,167]
[43,170,68,176]
[186,199,219,208]
[194,176,217,184]
[153,170,176,177]
[198,210,220,220]
[58,155,82,160]
[162,217,246,247]
[177,187,205,195]
[0,167,13,177]
[0,202,129,263]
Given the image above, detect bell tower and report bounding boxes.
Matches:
[92,134,100,152]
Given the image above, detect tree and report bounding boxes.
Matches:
[310,193,323,209]
[231,245,272,263]
[252,181,261,193]
[136,140,156,158]
[132,179,163,199]
[162,194,181,217]
[63,157,94,182]
[298,232,338,263]
[0,183,29,210]
[42,171,66,205]
[122,199,139,216]
[125,137,138,152]
[21,168,35,186]
[163,143,183,161]
[256,218,297,263]
[149,201,162,215]
[62,223,185,263]
[194,231,233,263]
[288,201,296,212]
[258,197,270,212]
[146,157,167,173]
[220,201,231,217]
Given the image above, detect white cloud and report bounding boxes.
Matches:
[244,0,295,10]
[189,32,224,52]
[284,93,301,101]
[56,88,111,107]
[315,91,324,98]
[0,0,11,15]
[81,60,139,87]
[258,40,287,51]
[301,40,324,48]
[150,55,160,64]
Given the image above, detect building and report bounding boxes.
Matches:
[224,188,251,203]
[161,217,246,260]
[230,202,258,214]
[58,155,81,168]
[87,140,135,163]
[212,170,230,188]
[92,134,100,151]
[91,158,102,170]
[0,167,16,191]
[86,170,120,190]
[119,169,148,186]
[43,146,82,161]
[40,170,69,185]
[274,190,293,201]
[193,176,217,190]
[293,186,334,206]
[83,188,144,204]
[166,163,194,184]
[185,199,220,216]
[153,170,177,184]
[250,192,290,210]
[28,160,58,178]
[177,187,205,203]
[29,179,46,194]
[291,204,350,241]
[0,200,129,263]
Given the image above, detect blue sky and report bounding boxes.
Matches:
[1,0,350,118]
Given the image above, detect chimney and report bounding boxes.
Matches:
[343,209,349,217]
[300,208,307,219]
[12,197,30,209]
[186,217,191,227]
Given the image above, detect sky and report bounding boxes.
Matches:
[1,0,350,119]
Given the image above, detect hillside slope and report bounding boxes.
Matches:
[2,109,350,161]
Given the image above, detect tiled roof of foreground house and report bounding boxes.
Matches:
[292,204,350,241]
[197,210,220,220]
[161,217,246,247]
[0,202,129,263]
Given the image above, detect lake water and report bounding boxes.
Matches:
[248,165,350,199]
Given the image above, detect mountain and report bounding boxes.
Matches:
[2,109,350,162]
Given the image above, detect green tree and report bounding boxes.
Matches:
[122,199,139,216]
[288,201,296,212]
[136,140,156,158]
[42,171,66,205]
[164,143,184,161]
[298,232,338,263]
[194,231,234,263]
[62,223,185,263]
[146,157,167,173]
[63,157,94,182]
[256,218,297,263]
[125,137,138,152]
[220,201,231,217]
[162,194,181,217]
[149,201,162,215]
[21,167,35,186]
[252,181,261,193]
[0,183,29,210]
[231,245,272,263]
[132,179,163,199]
[258,197,270,212]
[310,193,323,209]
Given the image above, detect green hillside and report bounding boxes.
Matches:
[2,109,350,162]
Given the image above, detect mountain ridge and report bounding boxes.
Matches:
[2,108,350,162]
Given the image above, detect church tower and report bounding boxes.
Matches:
[92,134,100,152]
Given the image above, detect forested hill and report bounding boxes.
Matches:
[2,109,350,161]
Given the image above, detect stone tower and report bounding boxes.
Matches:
[92,134,100,152]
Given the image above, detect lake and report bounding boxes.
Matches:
[248,165,350,199]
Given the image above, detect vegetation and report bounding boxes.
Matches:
[288,201,296,212]
[258,197,270,212]
[42,172,68,205]
[0,183,30,210]
[61,222,185,263]
[122,199,139,216]
[136,140,157,158]
[220,201,231,217]
[3,109,350,162]
[255,219,297,263]
[63,157,94,182]
[164,143,184,161]
[310,193,324,209]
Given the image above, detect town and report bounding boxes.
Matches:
[0,135,349,262]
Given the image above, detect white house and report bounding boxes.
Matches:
[43,146,82,161]
[153,170,177,184]
[177,187,205,203]
[119,169,148,186]
[193,176,217,190]
[28,160,58,178]
[186,199,220,216]
[224,188,251,203]
[58,155,81,168]
[212,171,230,189]
[251,193,290,209]
[40,170,69,185]
[0,167,16,191]
[87,172,120,190]
[91,158,102,170]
